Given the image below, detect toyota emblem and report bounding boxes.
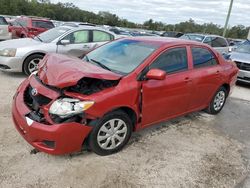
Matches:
[31,88,38,96]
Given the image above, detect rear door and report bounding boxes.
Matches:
[57,29,92,57]
[90,30,115,49]
[187,46,222,110]
[141,46,193,127]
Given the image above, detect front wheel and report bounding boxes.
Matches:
[23,54,44,75]
[206,87,227,114]
[88,111,132,156]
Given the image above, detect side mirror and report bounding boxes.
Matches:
[60,39,70,45]
[146,69,166,80]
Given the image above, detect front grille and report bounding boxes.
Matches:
[235,61,250,71]
[24,85,52,111]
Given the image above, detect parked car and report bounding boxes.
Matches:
[0,16,12,41]
[0,25,117,75]
[161,31,183,38]
[227,40,250,84]
[180,34,229,54]
[12,37,238,155]
[10,16,54,38]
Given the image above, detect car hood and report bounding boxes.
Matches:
[0,38,40,49]
[230,51,250,64]
[38,53,122,88]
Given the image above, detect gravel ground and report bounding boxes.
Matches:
[0,71,249,188]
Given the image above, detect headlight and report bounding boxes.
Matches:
[49,98,94,118]
[0,48,16,57]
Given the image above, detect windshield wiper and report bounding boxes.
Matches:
[90,59,112,71]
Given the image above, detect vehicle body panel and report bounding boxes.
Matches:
[230,51,250,83]
[0,16,12,40]
[0,26,117,72]
[12,37,238,154]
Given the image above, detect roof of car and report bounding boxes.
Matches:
[121,36,210,47]
[184,33,225,38]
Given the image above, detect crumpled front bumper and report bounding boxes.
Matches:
[12,76,92,155]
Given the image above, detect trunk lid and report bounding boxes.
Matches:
[38,53,122,88]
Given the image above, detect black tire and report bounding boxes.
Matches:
[23,54,44,76]
[205,86,228,114]
[88,110,132,156]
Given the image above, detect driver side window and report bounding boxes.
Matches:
[63,30,89,44]
[150,47,188,74]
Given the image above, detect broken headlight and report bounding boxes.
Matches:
[49,98,94,118]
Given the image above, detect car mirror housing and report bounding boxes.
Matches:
[146,69,166,80]
[60,39,70,45]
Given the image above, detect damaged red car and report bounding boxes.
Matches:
[12,38,238,155]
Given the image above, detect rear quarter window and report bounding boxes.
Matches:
[211,37,228,47]
[192,47,218,68]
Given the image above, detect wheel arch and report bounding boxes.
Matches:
[221,83,230,97]
[93,106,138,131]
[22,52,46,73]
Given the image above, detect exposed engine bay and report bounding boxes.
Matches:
[66,77,120,95]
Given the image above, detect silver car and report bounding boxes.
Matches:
[0,25,117,75]
[229,40,250,84]
[0,16,12,41]
[180,33,229,54]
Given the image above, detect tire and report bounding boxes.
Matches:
[88,110,132,156]
[205,86,228,114]
[23,54,44,75]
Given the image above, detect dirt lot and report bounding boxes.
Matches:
[0,72,249,188]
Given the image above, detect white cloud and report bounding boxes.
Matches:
[50,0,250,26]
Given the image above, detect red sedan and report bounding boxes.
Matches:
[12,37,238,155]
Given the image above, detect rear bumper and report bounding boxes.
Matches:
[237,69,250,84]
[12,77,92,155]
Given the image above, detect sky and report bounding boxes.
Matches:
[50,0,250,26]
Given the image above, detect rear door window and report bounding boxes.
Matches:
[32,20,54,29]
[92,30,113,42]
[192,47,218,68]
[150,47,188,74]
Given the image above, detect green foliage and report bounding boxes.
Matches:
[0,0,249,39]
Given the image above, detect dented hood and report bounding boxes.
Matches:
[38,53,122,88]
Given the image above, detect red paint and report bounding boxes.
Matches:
[12,38,238,155]
[10,17,54,38]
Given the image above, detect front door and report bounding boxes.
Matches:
[57,30,93,57]
[141,47,193,127]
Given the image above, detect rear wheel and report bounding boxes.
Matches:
[206,87,227,114]
[23,54,44,75]
[88,111,132,156]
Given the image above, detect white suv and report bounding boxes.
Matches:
[0,16,12,41]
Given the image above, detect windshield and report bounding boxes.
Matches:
[235,40,250,53]
[180,34,205,42]
[35,26,70,43]
[83,39,160,74]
